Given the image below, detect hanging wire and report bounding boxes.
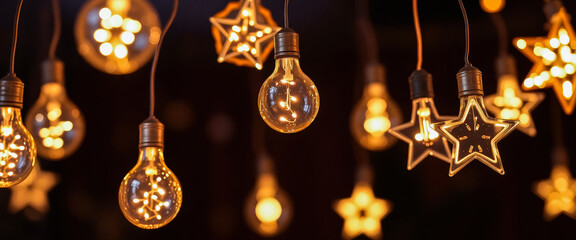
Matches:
[458,0,470,64]
[412,0,423,70]
[489,12,508,56]
[9,0,24,74]
[48,0,61,59]
[284,0,289,28]
[149,0,179,118]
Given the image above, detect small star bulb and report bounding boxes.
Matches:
[534,164,576,221]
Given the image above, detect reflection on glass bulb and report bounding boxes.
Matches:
[75,0,161,74]
[351,82,402,151]
[258,58,319,133]
[0,107,36,188]
[244,173,292,236]
[26,83,85,160]
[119,147,182,229]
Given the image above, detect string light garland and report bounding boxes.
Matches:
[258,0,319,133]
[75,0,161,74]
[0,0,37,188]
[118,0,182,229]
[432,0,518,176]
[389,0,453,169]
[513,3,576,115]
[210,0,281,70]
[25,0,86,161]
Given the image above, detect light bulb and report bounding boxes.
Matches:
[75,0,161,74]
[25,60,85,160]
[244,173,292,237]
[480,0,505,13]
[119,118,182,229]
[351,64,402,151]
[258,28,319,133]
[0,74,37,188]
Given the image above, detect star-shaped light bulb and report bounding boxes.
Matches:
[9,163,58,220]
[534,164,576,221]
[433,65,518,176]
[334,182,392,240]
[210,0,281,70]
[514,7,576,114]
[389,70,453,170]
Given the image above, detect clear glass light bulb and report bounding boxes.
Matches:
[25,83,85,160]
[351,82,402,151]
[0,107,36,188]
[75,0,161,74]
[119,146,182,229]
[244,173,292,237]
[258,57,319,133]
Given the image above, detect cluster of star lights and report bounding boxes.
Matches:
[94,7,143,59]
[132,166,172,221]
[514,8,576,115]
[210,0,280,69]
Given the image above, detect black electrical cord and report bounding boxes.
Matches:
[413,0,423,70]
[9,0,24,74]
[458,0,470,65]
[149,0,179,118]
[48,0,61,58]
[284,0,289,28]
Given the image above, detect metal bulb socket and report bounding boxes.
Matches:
[409,69,434,100]
[457,64,484,98]
[139,117,164,148]
[0,73,24,108]
[42,58,65,85]
[274,28,300,59]
[495,54,517,78]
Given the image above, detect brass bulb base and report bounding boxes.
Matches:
[0,73,24,108]
[409,69,434,100]
[274,28,300,59]
[457,64,484,98]
[42,58,65,85]
[495,54,517,78]
[139,117,164,148]
[364,63,386,84]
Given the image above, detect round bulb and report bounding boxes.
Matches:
[118,147,182,229]
[75,0,161,74]
[25,83,85,160]
[0,107,36,188]
[350,82,402,151]
[258,58,319,133]
[244,174,292,237]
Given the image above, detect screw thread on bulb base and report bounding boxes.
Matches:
[409,69,434,100]
[495,54,517,78]
[274,28,300,59]
[0,73,24,108]
[139,117,164,149]
[42,58,65,85]
[457,64,484,98]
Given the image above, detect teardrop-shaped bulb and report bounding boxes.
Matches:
[244,173,292,236]
[0,107,36,188]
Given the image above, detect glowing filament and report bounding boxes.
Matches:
[94,7,142,59]
[132,171,168,221]
[35,102,75,150]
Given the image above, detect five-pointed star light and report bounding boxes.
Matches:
[484,74,544,137]
[210,0,281,70]
[433,96,518,176]
[513,8,576,115]
[333,182,392,240]
[389,98,453,170]
[9,164,59,219]
[533,164,576,221]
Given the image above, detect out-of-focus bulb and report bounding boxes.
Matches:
[534,164,576,220]
[119,118,182,229]
[351,65,402,151]
[75,0,161,74]
[258,29,319,133]
[480,0,505,13]
[25,60,85,160]
[244,173,292,237]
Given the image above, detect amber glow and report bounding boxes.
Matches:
[514,8,576,114]
[210,0,281,69]
[8,164,58,218]
[95,5,141,58]
[245,173,292,236]
[534,165,576,221]
[480,0,505,13]
[334,183,391,240]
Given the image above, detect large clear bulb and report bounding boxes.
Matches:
[350,69,402,151]
[0,107,36,188]
[25,61,85,160]
[258,57,319,133]
[75,0,161,74]
[118,119,182,229]
[244,173,292,236]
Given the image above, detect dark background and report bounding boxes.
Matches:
[0,0,575,239]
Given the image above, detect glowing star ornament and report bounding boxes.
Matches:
[433,65,518,176]
[210,0,280,70]
[334,182,392,240]
[9,164,58,220]
[513,7,576,115]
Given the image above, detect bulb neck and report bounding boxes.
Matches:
[543,0,563,21]
[457,64,484,98]
[495,54,517,78]
[364,63,386,85]
[409,69,434,100]
[139,117,164,149]
[274,28,300,59]
[42,58,65,85]
[0,73,24,108]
